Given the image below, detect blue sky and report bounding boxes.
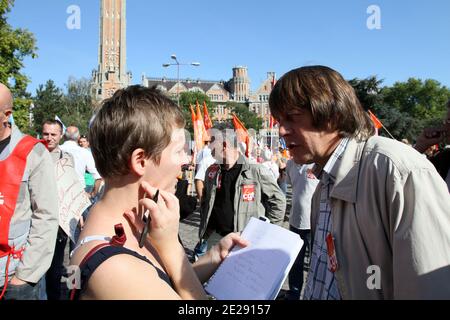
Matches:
[7,0,450,94]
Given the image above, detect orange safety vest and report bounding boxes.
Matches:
[0,135,43,299]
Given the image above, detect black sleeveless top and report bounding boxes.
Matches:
[72,245,172,299]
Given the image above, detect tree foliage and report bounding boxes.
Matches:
[63,77,95,135]
[0,0,37,133]
[12,95,33,134]
[231,102,263,131]
[0,0,37,94]
[179,91,213,133]
[31,80,65,135]
[381,78,449,121]
[350,76,450,141]
[30,78,95,136]
[348,76,383,111]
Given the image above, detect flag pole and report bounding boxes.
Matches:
[381,124,396,140]
[269,128,272,151]
[368,110,396,140]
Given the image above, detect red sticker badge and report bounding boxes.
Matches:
[242,185,256,202]
[326,233,339,273]
[306,168,317,180]
[208,165,219,180]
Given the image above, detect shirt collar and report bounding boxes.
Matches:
[51,145,61,152]
[317,138,350,185]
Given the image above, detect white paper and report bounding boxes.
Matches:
[55,156,91,243]
[205,217,303,300]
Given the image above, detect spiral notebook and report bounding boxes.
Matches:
[204,217,303,300]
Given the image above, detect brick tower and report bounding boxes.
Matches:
[230,66,250,102]
[92,0,131,101]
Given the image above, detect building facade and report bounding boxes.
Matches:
[142,69,277,129]
[90,0,276,131]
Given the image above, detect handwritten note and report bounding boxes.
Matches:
[205,217,303,300]
[55,156,91,243]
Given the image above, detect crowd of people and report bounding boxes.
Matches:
[0,64,449,300]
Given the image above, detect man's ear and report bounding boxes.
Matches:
[129,148,148,177]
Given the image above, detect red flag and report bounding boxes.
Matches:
[203,101,213,130]
[269,115,275,129]
[232,113,250,157]
[189,104,196,125]
[196,101,209,144]
[368,110,383,129]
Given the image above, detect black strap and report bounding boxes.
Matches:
[74,246,172,299]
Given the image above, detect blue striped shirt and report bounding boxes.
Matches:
[303,138,349,300]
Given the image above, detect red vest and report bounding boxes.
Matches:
[0,135,42,297]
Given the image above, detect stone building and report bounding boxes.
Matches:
[142,69,277,129]
[90,0,277,132]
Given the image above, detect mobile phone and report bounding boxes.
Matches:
[139,189,159,248]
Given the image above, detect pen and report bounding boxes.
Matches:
[139,189,159,248]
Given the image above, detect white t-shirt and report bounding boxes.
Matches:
[60,141,101,188]
[196,146,211,164]
[286,161,320,230]
[261,161,280,180]
[194,155,217,181]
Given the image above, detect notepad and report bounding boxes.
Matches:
[204,217,303,300]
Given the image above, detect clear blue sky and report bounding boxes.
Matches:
[7,0,450,94]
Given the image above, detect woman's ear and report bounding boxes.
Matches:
[129,148,148,177]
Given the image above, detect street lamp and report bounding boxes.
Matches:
[163,54,200,106]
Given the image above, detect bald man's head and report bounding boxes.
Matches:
[0,83,13,113]
[65,126,80,141]
[0,83,13,138]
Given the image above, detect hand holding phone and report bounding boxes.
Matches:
[139,189,159,248]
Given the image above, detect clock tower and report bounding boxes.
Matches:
[92,0,131,101]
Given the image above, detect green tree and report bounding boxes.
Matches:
[231,103,263,131]
[349,76,450,141]
[32,80,65,135]
[349,76,384,111]
[12,95,33,134]
[63,77,95,135]
[381,78,450,122]
[371,103,416,140]
[0,0,38,132]
[0,0,37,92]
[179,91,213,133]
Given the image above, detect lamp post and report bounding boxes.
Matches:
[163,54,200,106]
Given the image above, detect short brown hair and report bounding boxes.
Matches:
[89,85,185,179]
[42,120,63,134]
[269,66,375,140]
